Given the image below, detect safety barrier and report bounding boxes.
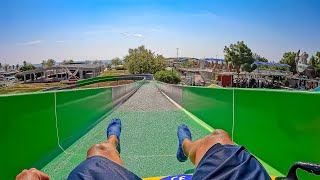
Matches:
[156,81,320,180]
[0,78,145,179]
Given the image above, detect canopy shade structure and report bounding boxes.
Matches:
[254,61,291,67]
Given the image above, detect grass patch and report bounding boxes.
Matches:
[0,82,68,95]
[101,70,129,76]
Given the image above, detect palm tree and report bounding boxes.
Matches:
[23,61,27,67]
[4,64,9,72]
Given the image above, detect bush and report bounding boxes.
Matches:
[16,72,24,80]
[154,70,181,84]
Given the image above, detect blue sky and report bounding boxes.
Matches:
[0,0,319,64]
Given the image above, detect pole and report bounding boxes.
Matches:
[176,48,179,61]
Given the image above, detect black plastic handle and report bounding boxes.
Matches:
[276,162,320,180]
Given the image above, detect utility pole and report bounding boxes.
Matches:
[176,48,179,62]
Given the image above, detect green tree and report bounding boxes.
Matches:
[316,51,320,59]
[62,59,74,64]
[309,55,318,67]
[279,52,296,73]
[47,59,56,67]
[124,45,168,74]
[4,64,10,72]
[84,60,91,64]
[0,63,2,70]
[23,61,27,67]
[180,59,195,68]
[42,59,56,68]
[310,51,320,77]
[253,53,268,62]
[92,60,103,65]
[20,61,36,72]
[111,57,122,66]
[154,70,181,84]
[224,41,256,72]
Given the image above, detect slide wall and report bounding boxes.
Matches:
[157,82,320,180]
[0,78,144,179]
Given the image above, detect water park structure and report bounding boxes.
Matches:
[1,75,319,180]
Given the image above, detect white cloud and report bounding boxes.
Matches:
[18,40,42,45]
[55,40,65,43]
[121,32,131,36]
[132,33,145,37]
[121,32,146,37]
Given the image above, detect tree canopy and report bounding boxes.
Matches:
[224,41,256,72]
[154,70,181,84]
[41,59,56,68]
[111,57,122,66]
[62,59,74,64]
[309,51,320,77]
[279,52,297,73]
[93,60,103,65]
[180,59,195,68]
[309,55,317,67]
[20,61,36,72]
[253,53,268,62]
[124,45,167,74]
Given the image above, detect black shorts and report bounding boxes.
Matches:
[192,143,271,180]
[68,144,271,180]
[68,156,141,180]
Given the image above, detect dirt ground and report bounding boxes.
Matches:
[0,82,68,95]
[0,70,131,95]
[80,80,133,88]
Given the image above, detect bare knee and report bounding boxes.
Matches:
[207,129,234,145]
[211,129,229,137]
[87,143,117,158]
[87,144,102,156]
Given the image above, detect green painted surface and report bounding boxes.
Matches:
[0,87,113,179]
[182,87,233,134]
[56,88,112,149]
[233,89,320,180]
[42,83,210,179]
[2,81,319,179]
[0,92,60,180]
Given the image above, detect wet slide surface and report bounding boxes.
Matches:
[42,82,210,179]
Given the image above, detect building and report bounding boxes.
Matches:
[23,63,104,83]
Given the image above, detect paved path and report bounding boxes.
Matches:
[42,82,210,179]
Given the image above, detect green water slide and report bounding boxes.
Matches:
[1,78,319,179]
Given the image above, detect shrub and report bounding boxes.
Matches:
[16,72,24,80]
[154,70,181,84]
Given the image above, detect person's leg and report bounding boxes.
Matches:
[68,118,141,180]
[87,135,124,166]
[86,117,123,166]
[176,124,234,167]
[176,124,271,180]
[182,129,234,167]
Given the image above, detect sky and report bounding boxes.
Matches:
[0,0,320,64]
